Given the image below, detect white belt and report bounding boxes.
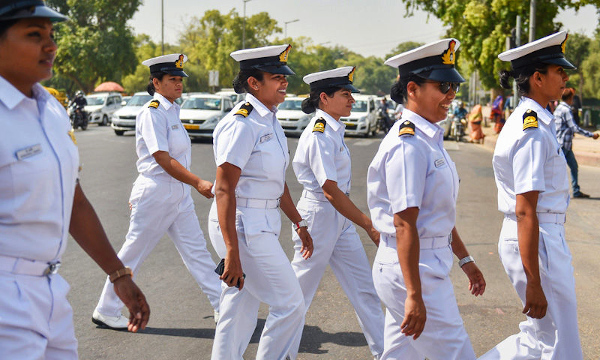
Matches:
[236,197,280,209]
[302,190,349,202]
[505,213,566,224]
[381,233,452,250]
[0,254,61,276]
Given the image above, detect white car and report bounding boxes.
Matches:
[111,92,153,136]
[180,93,234,138]
[216,88,245,105]
[340,94,378,137]
[276,97,313,136]
[84,92,122,126]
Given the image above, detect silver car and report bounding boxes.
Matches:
[276,97,313,136]
[340,94,378,137]
[111,92,153,136]
[180,93,234,139]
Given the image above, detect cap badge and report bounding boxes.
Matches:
[279,45,291,63]
[175,54,184,69]
[313,118,326,133]
[523,109,538,130]
[441,40,456,65]
[561,34,568,54]
[348,67,355,82]
[398,120,415,137]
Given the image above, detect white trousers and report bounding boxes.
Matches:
[372,242,476,360]
[96,175,221,317]
[0,272,78,359]
[291,195,384,357]
[208,201,306,360]
[479,218,582,360]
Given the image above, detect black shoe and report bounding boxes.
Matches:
[573,192,590,198]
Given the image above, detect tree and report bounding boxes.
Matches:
[45,0,140,93]
[565,32,591,99]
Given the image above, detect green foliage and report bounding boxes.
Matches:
[582,35,600,99]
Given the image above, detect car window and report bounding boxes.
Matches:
[182,97,221,110]
[369,100,375,111]
[127,95,153,106]
[278,99,303,111]
[107,98,114,105]
[352,100,368,112]
[223,99,233,111]
[86,96,106,106]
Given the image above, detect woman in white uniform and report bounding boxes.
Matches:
[480,31,583,360]
[0,1,149,358]
[291,66,384,359]
[367,39,486,359]
[208,44,313,360]
[93,54,222,329]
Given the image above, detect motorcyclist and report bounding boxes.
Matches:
[69,90,88,128]
[453,101,468,119]
[378,97,394,133]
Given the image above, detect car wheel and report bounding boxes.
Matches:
[363,123,370,138]
[101,115,108,126]
[81,122,88,130]
[114,130,124,136]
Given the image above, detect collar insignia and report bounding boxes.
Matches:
[441,40,456,65]
[313,118,326,133]
[523,109,538,130]
[279,45,291,63]
[398,120,415,136]
[149,100,160,109]
[175,54,184,69]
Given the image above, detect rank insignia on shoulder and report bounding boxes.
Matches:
[398,120,415,136]
[313,118,326,133]
[235,102,253,117]
[523,109,538,130]
[68,129,77,145]
[148,100,160,109]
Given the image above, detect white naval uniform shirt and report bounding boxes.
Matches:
[292,109,351,194]
[212,93,289,200]
[135,92,191,177]
[367,109,459,237]
[0,76,79,261]
[493,97,569,215]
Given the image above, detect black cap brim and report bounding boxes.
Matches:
[256,64,295,76]
[162,69,188,77]
[1,5,68,22]
[340,83,360,93]
[422,67,465,83]
[544,57,576,70]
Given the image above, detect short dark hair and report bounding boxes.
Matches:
[561,87,575,102]
[390,73,426,104]
[0,19,19,39]
[499,62,550,97]
[146,72,167,96]
[301,86,341,114]
[232,68,265,94]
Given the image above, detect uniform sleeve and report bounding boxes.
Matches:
[138,109,169,155]
[385,139,427,214]
[214,118,254,170]
[305,133,338,186]
[512,130,546,194]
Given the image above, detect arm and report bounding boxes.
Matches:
[515,191,547,319]
[69,183,149,332]
[322,180,379,245]
[153,150,214,198]
[394,207,426,340]
[280,183,313,259]
[214,163,245,289]
[450,227,485,296]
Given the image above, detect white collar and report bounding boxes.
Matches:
[520,97,554,125]
[245,93,276,119]
[154,92,176,110]
[315,109,343,132]
[401,109,442,139]
[0,76,50,110]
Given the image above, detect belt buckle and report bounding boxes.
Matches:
[43,261,61,276]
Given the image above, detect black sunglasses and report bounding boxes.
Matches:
[424,80,460,94]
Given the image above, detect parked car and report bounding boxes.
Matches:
[84,92,122,126]
[111,92,153,136]
[120,96,132,106]
[340,94,378,137]
[180,93,234,138]
[276,96,312,136]
[216,88,245,105]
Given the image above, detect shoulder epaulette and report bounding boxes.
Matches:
[235,102,253,117]
[148,100,160,109]
[398,120,415,137]
[312,118,326,133]
[523,109,538,130]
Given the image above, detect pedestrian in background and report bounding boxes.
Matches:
[481,31,583,360]
[208,44,313,360]
[368,39,486,360]
[554,87,599,198]
[468,103,485,143]
[492,94,505,133]
[292,66,385,359]
[93,53,221,329]
[0,1,149,358]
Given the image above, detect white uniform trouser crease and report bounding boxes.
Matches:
[95,176,221,317]
[208,201,306,360]
[291,195,384,357]
[479,217,582,360]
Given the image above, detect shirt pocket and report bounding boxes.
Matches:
[548,144,568,190]
[257,132,286,180]
[167,121,190,159]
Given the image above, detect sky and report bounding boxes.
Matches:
[130,0,599,58]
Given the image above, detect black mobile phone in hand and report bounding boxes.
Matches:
[214,258,246,288]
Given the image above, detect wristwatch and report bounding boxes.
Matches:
[458,255,475,268]
[293,219,308,231]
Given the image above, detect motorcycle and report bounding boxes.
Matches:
[451,115,467,142]
[69,103,88,130]
[376,107,392,134]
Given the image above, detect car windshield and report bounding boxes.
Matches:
[278,99,303,111]
[127,95,153,106]
[182,97,221,110]
[86,96,106,106]
[352,101,368,112]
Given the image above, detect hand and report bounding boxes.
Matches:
[367,226,380,247]
[222,253,245,290]
[195,179,214,199]
[401,294,426,340]
[113,276,150,332]
[523,282,547,319]
[461,262,486,296]
[296,227,313,259]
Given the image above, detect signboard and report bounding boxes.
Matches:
[209,70,219,87]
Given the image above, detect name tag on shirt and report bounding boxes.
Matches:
[259,133,274,143]
[16,144,42,160]
[171,124,179,130]
[434,158,446,168]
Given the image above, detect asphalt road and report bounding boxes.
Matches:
[62,125,600,359]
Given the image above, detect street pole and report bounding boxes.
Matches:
[529,0,536,42]
[242,0,251,49]
[514,15,521,105]
[161,0,164,55]
[284,19,299,39]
